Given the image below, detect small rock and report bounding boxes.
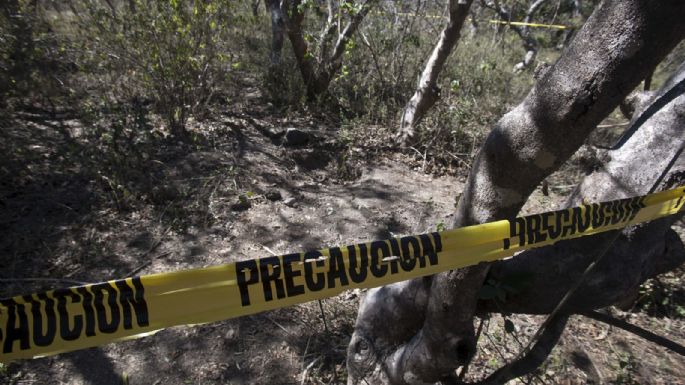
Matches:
[231,200,251,211]
[283,128,309,146]
[283,197,297,207]
[265,190,282,201]
[267,127,285,138]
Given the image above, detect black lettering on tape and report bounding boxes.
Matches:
[558,208,573,237]
[590,203,602,229]
[431,232,443,254]
[397,237,417,271]
[610,199,625,225]
[541,212,553,242]
[27,293,56,347]
[505,218,526,250]
[92,283,120,334]
[401,236,422,260]
[304,251,325,292]
[282,253,305,298]
[115,277,149,329]
[547,209,564,240]
[236,259,259,307]
[625,197,639,221]
[370,241,389,278]
[327,248,350,289]
[628,197,646,220]
[54,288,83,341]
[346,245,368,283]
[1,299,29,354]
[576,205,591,233]
[259,256,286,302]
[562,208,578,237]
[75,286,97,337]
[384,241,400,274]
[388,238,401,258]
[418,234,439,266]
[526,215,544,245]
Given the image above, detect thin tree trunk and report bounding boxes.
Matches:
[572,0,583,19]
[396,0,473,144]
[281,0,377,100]
[252,0,261,17]
[348,1,685,384]
[266,0,285,66]
[315,0,377,95]
[281,0,319,97]
[484,0,546,72]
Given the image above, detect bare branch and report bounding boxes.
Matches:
[396,0,474,144]
[582,310,685,356]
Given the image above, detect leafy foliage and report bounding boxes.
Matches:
[71,0,236,136]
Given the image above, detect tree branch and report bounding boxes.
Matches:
[348,2,685,384]
[582,310,685,356]
[475,314,569,385]
[396,0,474,144]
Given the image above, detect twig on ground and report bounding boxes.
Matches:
[126,224,173,276]
[264,315,293,336]
[318,300,330,333]
[300,357,319,385]
[582,310,685,356]
[126,251,173,277]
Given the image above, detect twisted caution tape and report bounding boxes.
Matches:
[1,187,684,363]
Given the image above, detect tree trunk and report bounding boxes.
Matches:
[281,0,377,101]
[396,0,473,144]
[281,0,318,96]
[2,0,38,89]
[314,0,377,96]
[347,1,685,384]
[471,63,685,384]
[483,0,546,72]
[266,0,285,66]
[483,61,685,315]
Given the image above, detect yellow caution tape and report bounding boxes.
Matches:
[487,19,569,30]
[373,10,572,29]
[1,186,683,362]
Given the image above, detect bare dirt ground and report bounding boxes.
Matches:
[1,104,684,385]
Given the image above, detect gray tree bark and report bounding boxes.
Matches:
[347,1,685,384]
[396,0,473,144]
[266,0,285,66]
[471,63,685,385]
[483,61,685,315]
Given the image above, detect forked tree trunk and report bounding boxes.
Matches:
[347,1,685,384]
[473,62,685,385]
[396,0,473,144]
[280,0,378,100]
